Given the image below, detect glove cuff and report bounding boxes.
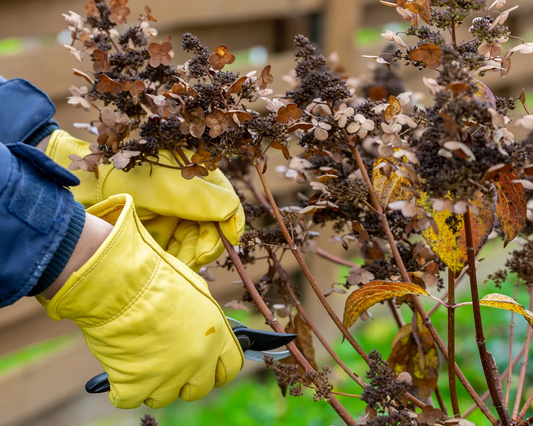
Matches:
[43,194,211,325]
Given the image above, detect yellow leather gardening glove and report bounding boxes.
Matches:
[37,194,244,408]
[45,129,245,272]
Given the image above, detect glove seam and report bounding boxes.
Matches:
[81,257,161,329]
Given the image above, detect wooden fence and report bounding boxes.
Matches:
[0,0,531,424]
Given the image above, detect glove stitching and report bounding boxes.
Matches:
[83,257,161,329]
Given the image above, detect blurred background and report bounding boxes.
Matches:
[1,0,532,425]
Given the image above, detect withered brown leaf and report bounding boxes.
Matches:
[96,74,123,96]
[258,65,274,90]
[493,168,526,246]
[145,5,157,22]
[226,76,247,100]
[109,0,130,24]
[181,163,209,180]
[86,1,100,18]
[387,316,439,400]
[409,43,442,69]
[93,49,111,73]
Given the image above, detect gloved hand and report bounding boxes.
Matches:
[46,129,245,272]
[37,194,244,408]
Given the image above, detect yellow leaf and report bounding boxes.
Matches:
[418,190,495,277]
[372,156,413,209]
[343,281,429,329]
[480,294,533,328]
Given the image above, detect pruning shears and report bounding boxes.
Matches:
[85,316,297,394]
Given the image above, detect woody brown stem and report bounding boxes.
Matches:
[315,249,404,328]
[348,141,497,424]
[463,209,510,426]
[519,388,533,420]
[215,223,358,426]
[448,268,461,417]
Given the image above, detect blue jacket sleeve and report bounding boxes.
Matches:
[0,143,85,307]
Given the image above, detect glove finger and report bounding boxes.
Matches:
[218,203,245,246]
[108,380,146,409]
[167,220,199,267]
[178,358,219,402]
[141,215,180,251]
[195,222,225,266]
[214,341,244,388]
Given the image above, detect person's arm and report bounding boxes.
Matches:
[0,142,87,307]
[40,211,112,299]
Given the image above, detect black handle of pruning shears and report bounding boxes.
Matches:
[86,320,297,394]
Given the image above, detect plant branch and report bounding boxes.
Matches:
[448,268,461,417]
[464,344,526,418]
[315,249,405,327]
[215,223,358,426]
[463,208,510,426]
[348,141,497,424]
[512,286,533,421]
[519,388,533,420]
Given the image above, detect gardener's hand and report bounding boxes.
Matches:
[0,78,244,272]
[38,194,244,408]
[45,130,244,272]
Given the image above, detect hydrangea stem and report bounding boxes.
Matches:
[463,208,510,426]
[448,268,461,417]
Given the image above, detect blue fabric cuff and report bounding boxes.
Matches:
[29,202,86,296]
[25,119,61,147]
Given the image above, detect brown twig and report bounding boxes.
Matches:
[464,345,525,418]
[448,268,461,417]
[512,286,533,421]
[348,141,497,424]
[215,223,358,426]
[463,208,510,426]
[506,282,520,407]
[435,386,448,416]
[519,388,533,420]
